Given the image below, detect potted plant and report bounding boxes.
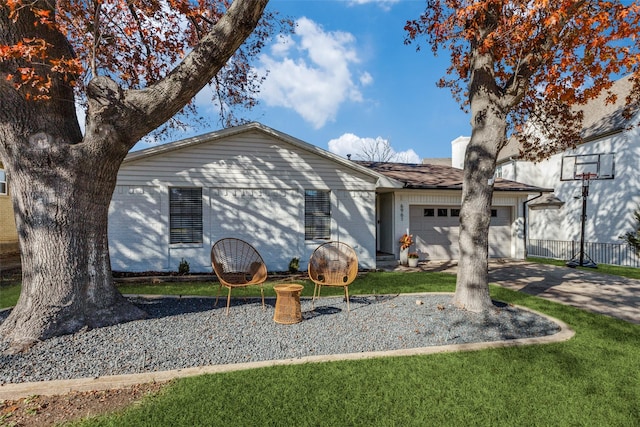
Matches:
[408,252,419,267]
[399,233,414,265]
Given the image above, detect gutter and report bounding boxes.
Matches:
[522,193,544,258]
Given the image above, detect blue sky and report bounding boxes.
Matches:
[139,0,471,161]
[250,0,469,161]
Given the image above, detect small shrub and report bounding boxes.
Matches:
[289,257,300,273]
[178,258,190,275]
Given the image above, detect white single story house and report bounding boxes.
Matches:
[108,122,547,273]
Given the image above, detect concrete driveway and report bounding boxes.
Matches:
[416,259,640,324]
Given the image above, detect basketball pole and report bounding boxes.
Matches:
[568,172,598,268]
[579,176,589,267]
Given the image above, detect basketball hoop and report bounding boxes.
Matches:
[577,172,598,188]
[576,172,599,181]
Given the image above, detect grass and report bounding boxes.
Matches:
[0,282,20,309]
[72,284,640,426]
[3,266,639,425]
[0,271,457,310]
[527,256,640,280]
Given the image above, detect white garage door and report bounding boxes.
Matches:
[410,206,512,260]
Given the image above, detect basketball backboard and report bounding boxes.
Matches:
[560,153,615,181]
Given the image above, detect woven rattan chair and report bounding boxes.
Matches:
[211,238,267,315]
[308,241,358,312]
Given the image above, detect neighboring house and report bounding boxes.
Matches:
[0,162,19,262]
[108,122,547,273]
[452,75,640,266]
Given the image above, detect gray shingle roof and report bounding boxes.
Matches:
[579,74,636,141]
[357,161,551,192]
[500,74,639,161]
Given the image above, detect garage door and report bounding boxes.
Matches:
[409,206,512,260]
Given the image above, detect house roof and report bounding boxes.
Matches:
[357,161,551,193]
[499,74,639,161]
[124,122,547,194]
[422,158,453,166]
[124,122,402,189]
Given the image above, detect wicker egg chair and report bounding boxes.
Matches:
[308,241,358,312]
[210,238,267,315]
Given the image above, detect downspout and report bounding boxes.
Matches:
[522,193,544,258]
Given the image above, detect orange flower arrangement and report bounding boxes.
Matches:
[399,233,414,250]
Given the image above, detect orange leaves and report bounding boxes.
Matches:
[406,0,640,161]
[1,35,84,99]
[31,7,52,26]
[0,38,49,61]
[5,67,53,100]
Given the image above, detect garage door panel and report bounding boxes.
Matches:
[410,205,511,260]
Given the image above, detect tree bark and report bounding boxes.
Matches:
[0,135,147,352]
[0,0,269,352]
[452,47,506,312]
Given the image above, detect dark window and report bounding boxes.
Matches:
[491,209,498,217]
[437,208,448,217]
[305,190,331,240]
[0,168,6,195]
[424,208,434,217]
[451,209,460,217]
[169,187,203,244]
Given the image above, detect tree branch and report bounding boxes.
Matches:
[120,0,269,142]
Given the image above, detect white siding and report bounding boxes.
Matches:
[510,120,640,244]
[109,186,166,272]
[109,129,378,272]
[117,131,374,190]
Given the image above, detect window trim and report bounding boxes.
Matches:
[304,190,331,240]
[169,187,203,245]
[0,167,6,196]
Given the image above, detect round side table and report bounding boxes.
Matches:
[273,284,304,324]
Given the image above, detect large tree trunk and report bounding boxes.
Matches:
[0,3,145,353]
[452,48,507,312]
[0,136,146,353]
[0,0,269,352]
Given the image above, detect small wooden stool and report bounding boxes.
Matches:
[273,284,304,324]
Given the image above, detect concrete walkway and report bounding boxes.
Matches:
[415,259,640,325]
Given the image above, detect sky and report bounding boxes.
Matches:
[140,0,472,162]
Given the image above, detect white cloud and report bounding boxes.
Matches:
[328,133,421,163]
[255,17,369,129]
[346,0,400,11]
[359,71,374,86]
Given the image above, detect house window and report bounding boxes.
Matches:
[451,208,460,217]
[491,209,498,217]
[423,208,435,217]
[437,208,448,217]
[495,166,503,178]
[169,187,202,244]
[0,168,6,195]
[305,190,331,240]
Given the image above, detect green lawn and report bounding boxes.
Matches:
[0,271,457,309]
[3,269,639,426]
[71,284,640,427]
